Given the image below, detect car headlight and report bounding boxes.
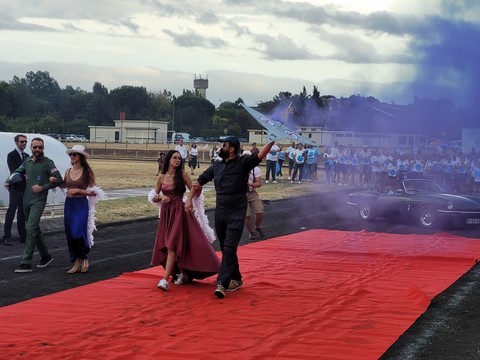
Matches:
[447,201,454,210]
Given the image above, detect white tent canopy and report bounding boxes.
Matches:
[0,132,71,206]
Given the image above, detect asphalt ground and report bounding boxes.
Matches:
[1,189,480,359]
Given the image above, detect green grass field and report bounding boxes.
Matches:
[91,159,326,224]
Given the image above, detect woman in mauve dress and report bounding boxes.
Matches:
[151,150,220,291]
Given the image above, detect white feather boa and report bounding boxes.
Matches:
[148,188,216,243]
[87,186,106,247]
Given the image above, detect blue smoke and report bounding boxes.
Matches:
[407,8,480,113]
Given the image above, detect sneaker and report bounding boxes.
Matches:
[214,283,225,298]
[290,180,294,184]
[14,264,32,273]
[37,255,53,268]
[248,232,257,240]
[157,278,169,291]
[287,177,291,180]
[3,237,12,246]
[255,227,265,238]
[272,180,278,184]
[226,279,244,292]
[174,273,190,285]
[298,181,302,184]
[265,180,269,184]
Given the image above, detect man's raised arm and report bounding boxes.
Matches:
[257,141,275,161]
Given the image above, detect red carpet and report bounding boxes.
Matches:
[1,229,480,359]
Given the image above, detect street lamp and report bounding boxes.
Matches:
[172,99,175,133]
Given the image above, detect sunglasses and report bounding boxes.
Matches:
[69,152,78,157]
[18,140,27,144]
[32,146,44,150]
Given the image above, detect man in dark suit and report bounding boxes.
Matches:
[3,134,29,246]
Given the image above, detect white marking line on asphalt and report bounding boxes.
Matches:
[0,244,152,263]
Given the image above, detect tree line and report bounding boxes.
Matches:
[0,71,473,140]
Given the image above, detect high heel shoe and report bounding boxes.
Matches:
[67,259,81,274]
[80,259,89,273]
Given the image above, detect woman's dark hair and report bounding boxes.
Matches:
[161,150,185,195]
[78,155,95,186]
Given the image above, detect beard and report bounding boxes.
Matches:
[218,148,229,159]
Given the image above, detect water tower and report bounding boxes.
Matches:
[193,74,209,99]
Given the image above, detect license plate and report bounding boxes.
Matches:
[466,218,480,224]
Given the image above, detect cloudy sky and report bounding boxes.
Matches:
[0,0,478,108]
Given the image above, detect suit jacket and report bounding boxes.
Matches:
[7,149,28,192]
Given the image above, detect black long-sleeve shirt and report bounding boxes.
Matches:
[197,154,261,218]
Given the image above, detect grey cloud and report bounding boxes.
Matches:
[2,0,148,21]
[163,29,228,48]
[149,1,219,25]
[195,10,220,25]
[252,33,316,60]
[0,15,59,32]
[222,0,257,5]
[310,27,396,64]
[266,1,427,37]
[224,19,253,37]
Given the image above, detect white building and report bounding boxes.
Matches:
[248,128,428,148]
[89,120,169,143]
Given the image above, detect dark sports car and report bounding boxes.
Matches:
[347,179,480,229]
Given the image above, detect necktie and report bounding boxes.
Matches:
[21,153,26,161]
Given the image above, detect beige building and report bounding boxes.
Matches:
[89,120,169,143]
[247,127,428,148]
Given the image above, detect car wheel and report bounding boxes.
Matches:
[418,206,436,228]
[359,201,375,222]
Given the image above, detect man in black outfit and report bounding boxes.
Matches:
[3,134,29,246]
[186,136,274,298]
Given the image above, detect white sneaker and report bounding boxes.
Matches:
[290,180,294,184]
[272,180,278,184]
[157,278,169,291]
[287,177,291,180]
[265,180,269,184]
[174,273,189,285]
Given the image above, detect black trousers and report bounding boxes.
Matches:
[3,190,26,241]
[214,210,245,288]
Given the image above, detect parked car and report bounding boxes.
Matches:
[191,137,205,143]
[205,137,219,142]
[172,132,191,143]
[65,134,89,142]
[239,138,249,143]
[46,133,64,141]
[65,134,80,141]
[347,178,480,229]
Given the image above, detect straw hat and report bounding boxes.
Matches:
[66,144,90,159]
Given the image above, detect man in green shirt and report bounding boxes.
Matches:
[4,137,63,273]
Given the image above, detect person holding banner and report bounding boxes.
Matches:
[186,136,275,299]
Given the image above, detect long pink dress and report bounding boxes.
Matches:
[151,183,220,280]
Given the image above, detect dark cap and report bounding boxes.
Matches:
[218,135,240,150]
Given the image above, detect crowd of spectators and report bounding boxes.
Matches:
[320,142,480,194]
